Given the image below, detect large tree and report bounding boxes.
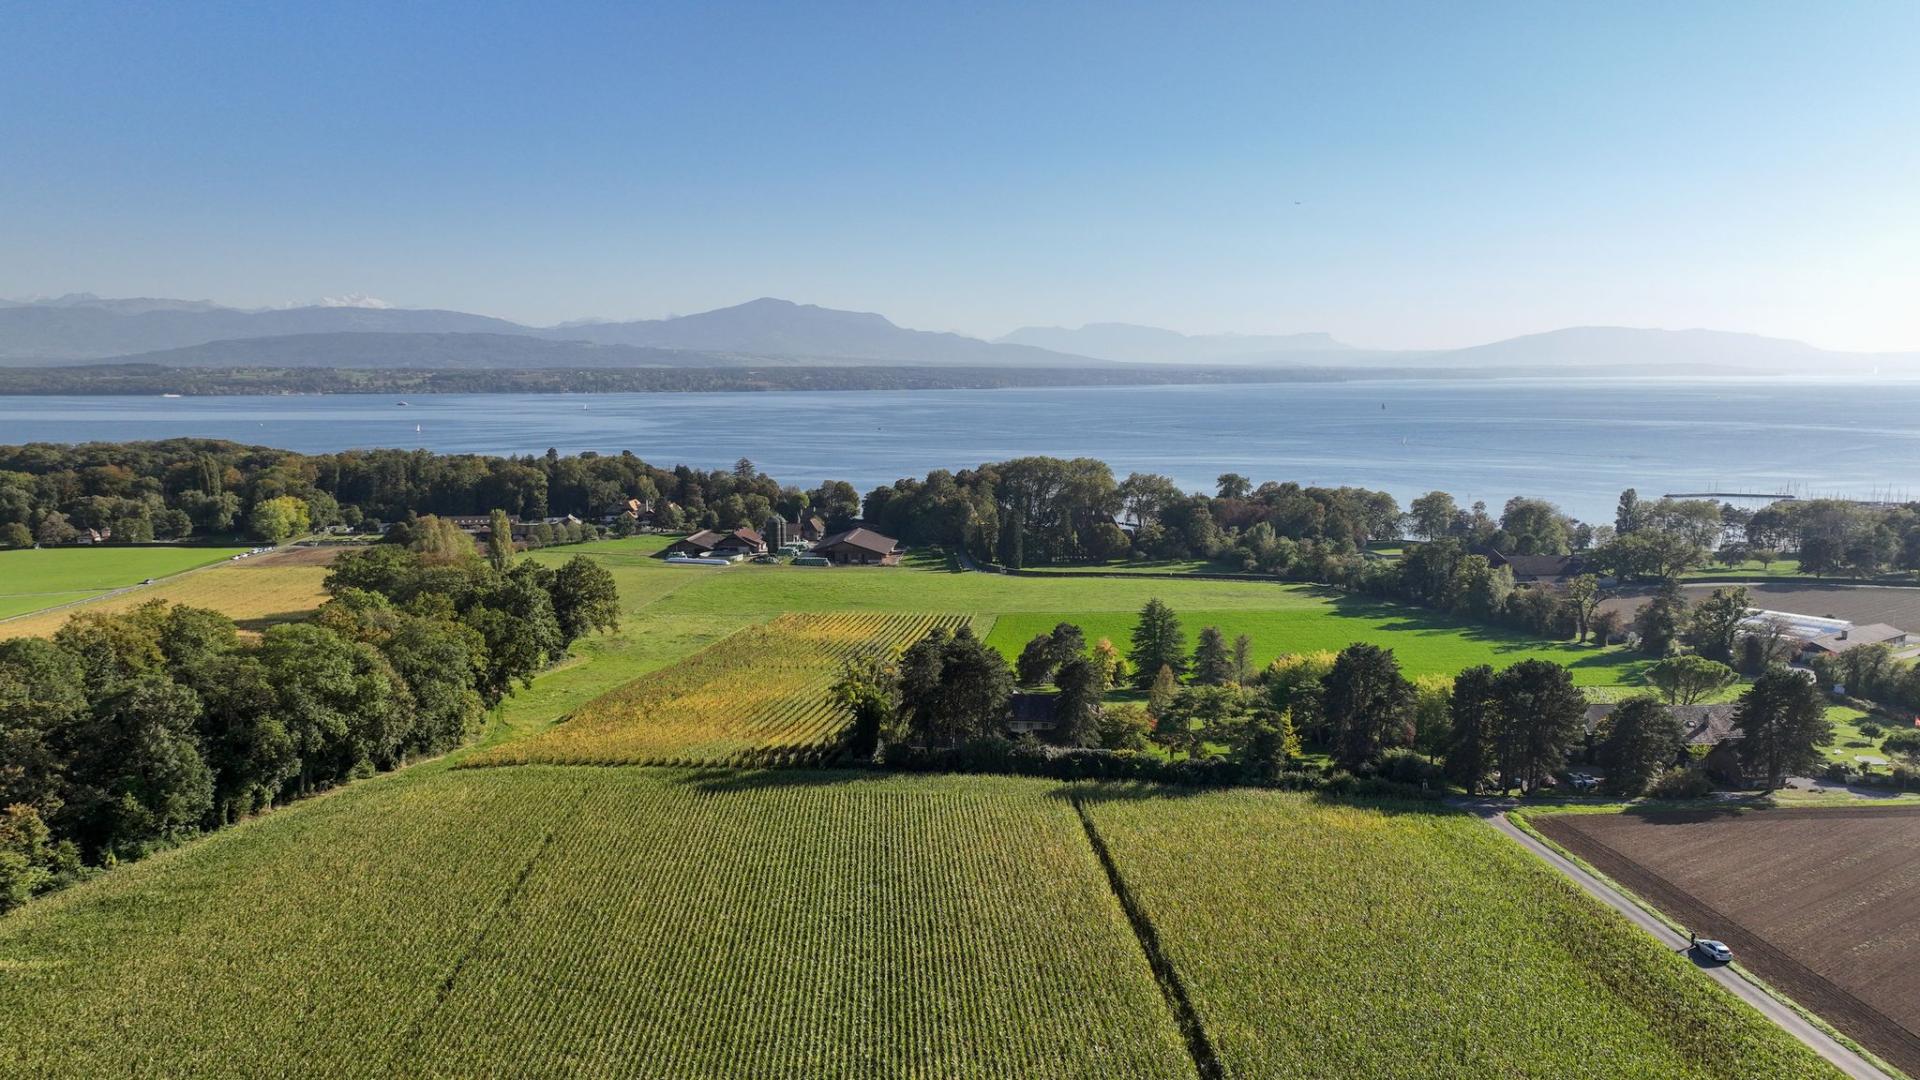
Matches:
[895,626,1013,746]
[1128,598,1186,689]
[486,508,516,571]
[1491,659,1587,794]
[1645,654,1737,705]
[1633,580,1689,656]
[1733,667,1832,790]
[1442,665,1498,792]
[1687,586,1751,664]
[1050,656,1106,748]
[549,555,621,645]
[1564,574,1602,643]
[1407,491,1458,542]
[1190,626,1234,686]
[1323,643,1414,773]
[1595,697,1683,797]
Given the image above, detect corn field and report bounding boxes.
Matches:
[1079,789,1840,1080]
[470,612,982,768]
[0,768,1191,1078]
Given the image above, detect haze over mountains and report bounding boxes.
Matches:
[0,293,1911,374]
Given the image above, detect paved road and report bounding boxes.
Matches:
[1475,808,1891,1080]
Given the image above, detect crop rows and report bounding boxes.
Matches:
[471,612,981,767]
[1080,789,1839,1079]
[0,768,1192,1078]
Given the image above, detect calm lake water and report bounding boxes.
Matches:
[4,378,1917,524]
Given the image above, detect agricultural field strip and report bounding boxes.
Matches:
[1532,808,1920,1078]
[1081,790,1842,1079]
[469,611,989,766]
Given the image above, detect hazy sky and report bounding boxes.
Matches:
[4,2,1917,350]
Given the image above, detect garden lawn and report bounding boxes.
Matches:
[1081,788,1839,1080]
[0,545,250,620]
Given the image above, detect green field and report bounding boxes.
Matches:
[987,603,1646,687]
[1083,789,1836,1078]
[537,537,1648,691]
[0,544,250,619]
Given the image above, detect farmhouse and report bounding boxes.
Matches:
[813,528,900,566]
[796,515,828,542]
[663,527,768,559]
[1585,702,1745,784]
[1482,550,1590,588]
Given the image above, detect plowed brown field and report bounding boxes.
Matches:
[1536,806,1920,1076]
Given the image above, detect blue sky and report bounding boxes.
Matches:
[3,1,1917,350]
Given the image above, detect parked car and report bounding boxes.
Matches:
[1691,938,1732,963]
[1565,772,1600,792]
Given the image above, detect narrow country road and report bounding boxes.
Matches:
[1473,808,1891,1080]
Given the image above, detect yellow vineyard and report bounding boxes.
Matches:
[470,612,984,767]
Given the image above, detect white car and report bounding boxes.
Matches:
[1692,938,1733,963]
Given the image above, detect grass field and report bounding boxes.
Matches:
[987,603,1646,687]
[1083,789,1838,1079]
[0,544,251,620]
[0,768,1193,1078]
[470,612,986,767]
[1534,806,1920,1076]
[548,537,1649,691]
[0,561,331,637]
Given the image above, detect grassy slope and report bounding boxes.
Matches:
[0,545,251,620]
[0,770,1192,1079]
[1083,788,1839,1080]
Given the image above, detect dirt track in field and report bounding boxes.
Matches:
[1602,583,1920,631]
[1536,807,1920,1077]
[237,544,344,568]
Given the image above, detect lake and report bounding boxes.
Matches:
[3,378,1916,524]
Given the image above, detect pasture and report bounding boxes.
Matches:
[1083,789,1837,1079]
[540,538,1650,691]
[0,544,250,620]
[1534,805,1920,1076]
[987,604,1644,687]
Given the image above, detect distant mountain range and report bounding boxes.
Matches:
[998,322,1350,364]
[1,293,1913,374]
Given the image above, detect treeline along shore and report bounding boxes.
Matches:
[0,361,1731,395]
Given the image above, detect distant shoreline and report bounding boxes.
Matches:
[0,362,1831,396]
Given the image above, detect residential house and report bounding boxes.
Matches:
[796,515,828,543]
[814,528,900,566]
[1584,702,1745,785]
[1006,693,1058,735]
[1481,549,1590,589]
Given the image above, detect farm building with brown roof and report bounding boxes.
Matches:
[662,527,767,559]
[814,528,900,566]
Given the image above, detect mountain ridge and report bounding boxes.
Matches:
[1,293,1913,373]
